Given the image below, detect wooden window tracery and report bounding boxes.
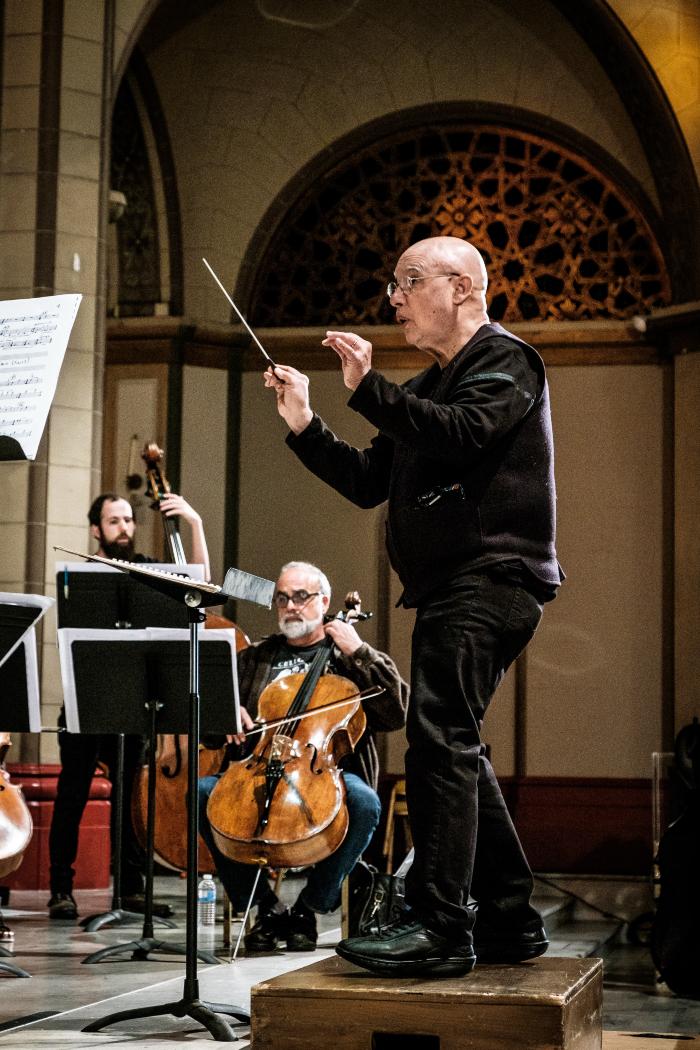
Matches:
[250,124,670,326]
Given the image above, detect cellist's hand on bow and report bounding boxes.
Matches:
[264,364,313,435]
[324,618,363,657]
[226,706,255,747]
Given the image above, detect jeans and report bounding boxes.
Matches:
[404,571,544,937]
[198,770,381,913]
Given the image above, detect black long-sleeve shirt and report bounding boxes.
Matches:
[288,323,563,606]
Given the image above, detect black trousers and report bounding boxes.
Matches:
[404,571,544,937]
[49,712,145,897]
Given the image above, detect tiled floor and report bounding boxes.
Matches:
[0,875,698,1047]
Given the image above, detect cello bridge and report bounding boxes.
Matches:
[269,734,302,762]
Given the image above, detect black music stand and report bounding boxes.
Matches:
[0,591,55,978]
[59,627,238,967]
[54,550,274,1042]
[55,562,200,934]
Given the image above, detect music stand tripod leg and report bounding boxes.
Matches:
[81,732,173,952]
[0,931,30,979]
[82,605,248,1037]
[0,959,31,978]
[83,691,179,963]
[80,733,157,934]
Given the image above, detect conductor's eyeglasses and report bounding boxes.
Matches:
[274,589,320,609]
[386,273,459,298]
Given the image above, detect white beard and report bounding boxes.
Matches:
[278,612,324,641]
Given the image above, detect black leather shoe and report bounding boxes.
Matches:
[122,894,175,919]
[244,905,289,952]
[286,900,317,951]
[474,922,548,963]
[47,893,78,920]
[337,918,476,977]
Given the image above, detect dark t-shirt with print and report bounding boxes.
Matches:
[269,639,340,681]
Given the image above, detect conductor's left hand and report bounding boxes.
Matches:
[322,331,373,390]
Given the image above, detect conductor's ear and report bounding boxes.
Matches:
[452,273,473,304]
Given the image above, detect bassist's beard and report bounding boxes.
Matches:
[99,533,136,561]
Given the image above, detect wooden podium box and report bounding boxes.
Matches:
[251,954,603,1050]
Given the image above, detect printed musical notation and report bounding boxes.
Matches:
[0,294,81,460]
[0,334,52,350]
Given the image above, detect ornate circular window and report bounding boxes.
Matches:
[249,123,670,326]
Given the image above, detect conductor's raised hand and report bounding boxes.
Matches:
[322,331,372,390]
[263,364,313,435]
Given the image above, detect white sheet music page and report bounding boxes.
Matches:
[0,293,82,459]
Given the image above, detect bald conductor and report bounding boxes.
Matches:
[263,235,563,977]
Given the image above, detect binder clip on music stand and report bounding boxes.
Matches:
[55,548,274,1042]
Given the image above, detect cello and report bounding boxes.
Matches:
[206,593,374,870]
[0,733,32,881]
[130,443,249,872]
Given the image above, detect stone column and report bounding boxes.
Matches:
[0,0,114,761]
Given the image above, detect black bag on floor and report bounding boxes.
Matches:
[348,850,413,936]
[651,718,700,999]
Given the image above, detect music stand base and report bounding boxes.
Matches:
[0,958,31,978]
[82,937,220,965]
[81,908,176,932]
[82,996,249,1041]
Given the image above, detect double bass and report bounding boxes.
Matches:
[206,594,376,870]
[130,443,248,872]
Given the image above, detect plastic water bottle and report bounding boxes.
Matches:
[197,874,216,926]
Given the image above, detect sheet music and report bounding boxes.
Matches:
[0,591,55,668]
[55,561,205,581]
[18,629,42,732]
[0,293,82,459]
[54,547,223,594]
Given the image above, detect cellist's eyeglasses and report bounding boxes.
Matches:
[274,589,320,609]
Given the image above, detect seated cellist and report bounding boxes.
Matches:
[198,560,408,952]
